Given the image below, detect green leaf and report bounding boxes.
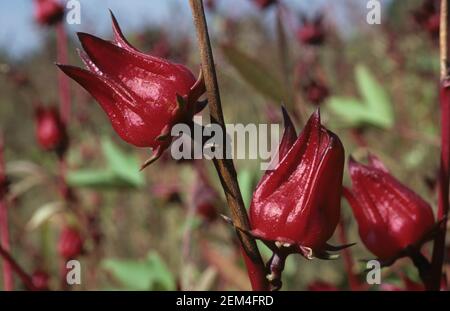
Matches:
[102,251,175,290]
[102,139,145,188]
[67,139,145,189]
[67,169,125,189]
[355,65,394,128]
[221,44,287,103]
[328,97,378,126]
[327,65,394,129]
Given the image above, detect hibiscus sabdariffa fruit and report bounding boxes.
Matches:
[226,108,349,290]
[58,12,205,169]
[344,155,436,263]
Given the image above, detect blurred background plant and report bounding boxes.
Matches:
[0,0,448,290]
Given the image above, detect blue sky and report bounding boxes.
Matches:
[0,0,374,60]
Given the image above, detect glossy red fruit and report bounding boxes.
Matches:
[297,14,326,46]
[33,0,65,26]
[250,109,345,257]
[57,227,83,259]
[31,270,50,290]
[58,12,205,168]
[35,106,68,155]
[252,0,277,10]
[344,155,435,261]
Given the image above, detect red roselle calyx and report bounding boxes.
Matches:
[57,227,83,259]
[35,105,68,157]
[343,155,436,263]
[33,0,65,26]
[58,12,206,169]
[297,14,326,46]
[239,109,348,290]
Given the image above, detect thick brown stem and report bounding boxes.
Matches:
[188,0,269,290]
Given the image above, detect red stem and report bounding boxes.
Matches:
[56,22,71,125]
[0,245,37,290]
[337,219,360,291]
[429,0,450,290]
[429,84,450,290]
[0,134,13,290]
[0,202,12,291]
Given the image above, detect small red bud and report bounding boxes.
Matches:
[31,270,50,290]
[33,0,65,26]
[413,0,440,40]
[57,227,83,259]
[303,79,329,106]
[35,106,68,156]
[251,0,277,10]
[297,14,326,46]
[192,173,219,222]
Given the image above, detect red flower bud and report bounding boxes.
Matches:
[344,155,435,261]
[58,12,205,168]
[33,0,65,26]
[303,79,329,106]
[35,106,68,156]
[252,0,277,10]
[250,109,345,257]
[57,227,83,259]
[31,270,50,291]
[297,14,326,46]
